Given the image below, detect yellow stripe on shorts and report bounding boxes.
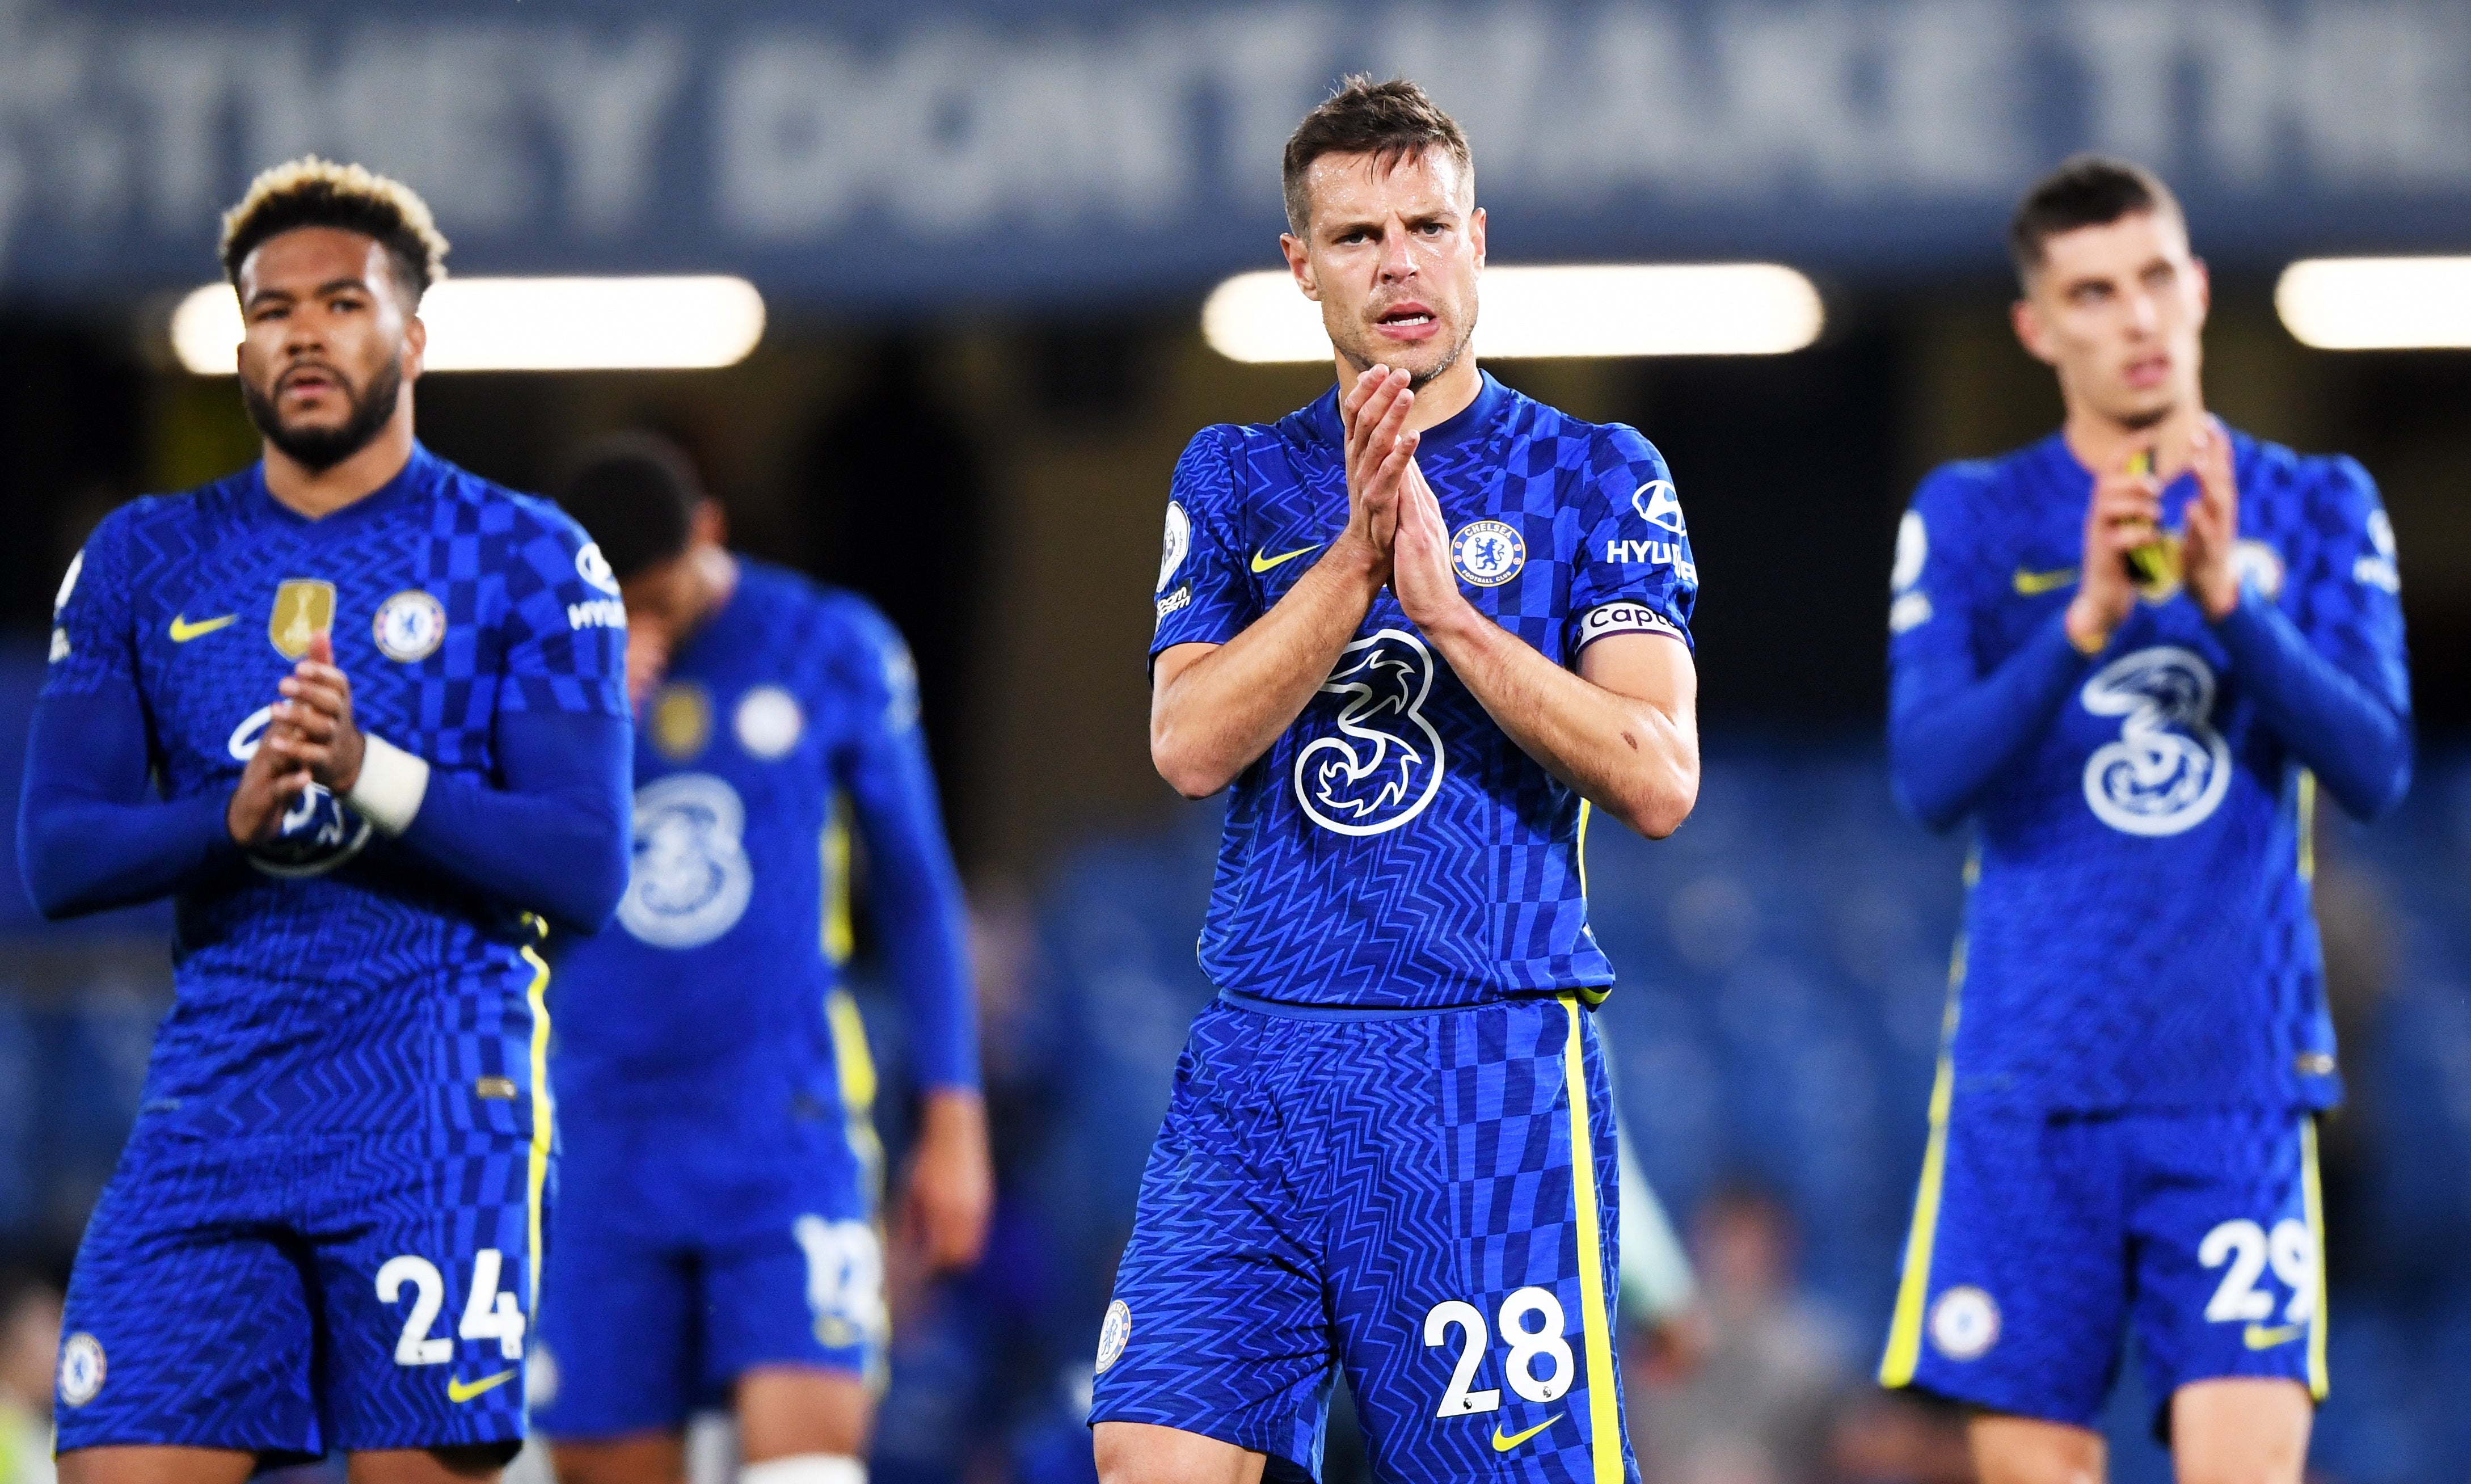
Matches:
[1881,927,1967,1388]
[1559,995,1622,1484]
[1879,1052,1954,1388]
[2302,1115,2330,1399]
[521,943,554,1314]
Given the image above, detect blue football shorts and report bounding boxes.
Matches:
[1090,992,1637,1484]
[529,1101,883,1439]
[1880,1096,2327,1434]
[54,1122,543,1458]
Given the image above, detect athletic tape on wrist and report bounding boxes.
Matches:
[347,732,431,836]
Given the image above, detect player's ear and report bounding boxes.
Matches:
[1469,205,1486,269]
[2010,296,2056,368]
[2190,255,2211,327]
[1281,233,1320,302]
[692,498,728,547]
[402,310,427,382]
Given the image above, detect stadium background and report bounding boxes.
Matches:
[3,0,2470,1478]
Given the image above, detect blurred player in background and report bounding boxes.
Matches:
[1093,77,1700,1484]
[16,160,632,1479]
[1879,156,2413,1483]
[1,1269,64,1484]
[541,437,989,1484]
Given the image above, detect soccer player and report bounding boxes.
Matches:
[1878,157,2413,1483]
[536,438,989,1484]
[1092,77,1701,1484]
[15,161,633,1478]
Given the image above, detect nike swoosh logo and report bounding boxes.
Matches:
[1250,545,1321,574]
[168,613,239,642]
[446,1369,517,1403]
[1491,1415,1561,1452]
[2244,1323,2304,1351]
[2012,567,2078,596]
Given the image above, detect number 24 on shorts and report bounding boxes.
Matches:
[376,1250,528,1364]
[1423,1288,1575,1417]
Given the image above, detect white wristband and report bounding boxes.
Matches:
[347,732,431,837]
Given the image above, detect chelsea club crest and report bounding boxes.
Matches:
[373,589,446,663]
[1449,520,1525,588]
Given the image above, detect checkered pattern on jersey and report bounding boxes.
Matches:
[1148,375,1697,1010]
[57,1125,537,1453]
[1887,429,2404,1112]
[1891,1106,2318,1431]
[40,446,623,1139]
[1093,999,1633,1483]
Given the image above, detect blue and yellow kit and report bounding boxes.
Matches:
[532,559,976,1437]
[1093,374,1696,1483]
[1879,428,2411,1428]
[20,444,631,1456]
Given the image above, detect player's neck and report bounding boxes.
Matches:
[262,409,418,520]
[681,547,740,642]
[2060,394,2209,482]
[1406,354,1482,433]
[1334,352,1483,434]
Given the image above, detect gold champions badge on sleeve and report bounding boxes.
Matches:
[271,579,337,659]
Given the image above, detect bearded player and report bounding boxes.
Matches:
[1878,157,2411,1483]
[535,437,989,1484]
[16,160,631,1477]
[1091,78,1700,1484]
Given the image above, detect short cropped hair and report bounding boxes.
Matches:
[1282,75,1473,237]
[220,157,450,306]
[555,433,706,582]
[2008,154,2184,286]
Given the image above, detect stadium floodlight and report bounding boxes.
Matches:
[2276,257,2471,350]
[1201,263,1825,362]
[168,276,768,373]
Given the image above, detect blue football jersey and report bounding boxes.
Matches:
[1889,429,2409,1112]
[550,561,941,1136]
[1149,373,1697,1009]
[39,443,630,1139]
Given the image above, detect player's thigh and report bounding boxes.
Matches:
[55,1132,322,1455]
[2168,1377,2312,1484]
[1964,1413,2105,1484]
[736,1368,870,1462]
[1086,1004,1333,1474]
[2125,1110,2324,1423]
[347,1447,512,1484]
[1882,1108,2127,1428]
[530,1205,698,1443]
[1333,997,1629,1483]
[546,1435,685,1484]
[58,1447,258,1484]
[309,1135,539,1457]
[1093,1421,1267,1484]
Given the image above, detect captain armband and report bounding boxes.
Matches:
[347,732,432,837]
[1577,602,1684,648]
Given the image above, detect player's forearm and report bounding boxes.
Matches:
[1149,537,1384,798]
[2212,595,2413,819]
[392,713,632,933]
[848,757,980,1093]
[1424,609,1697,839]
[20,791,232,920]
[1888,613,2089,831]
[18,693,235,919]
